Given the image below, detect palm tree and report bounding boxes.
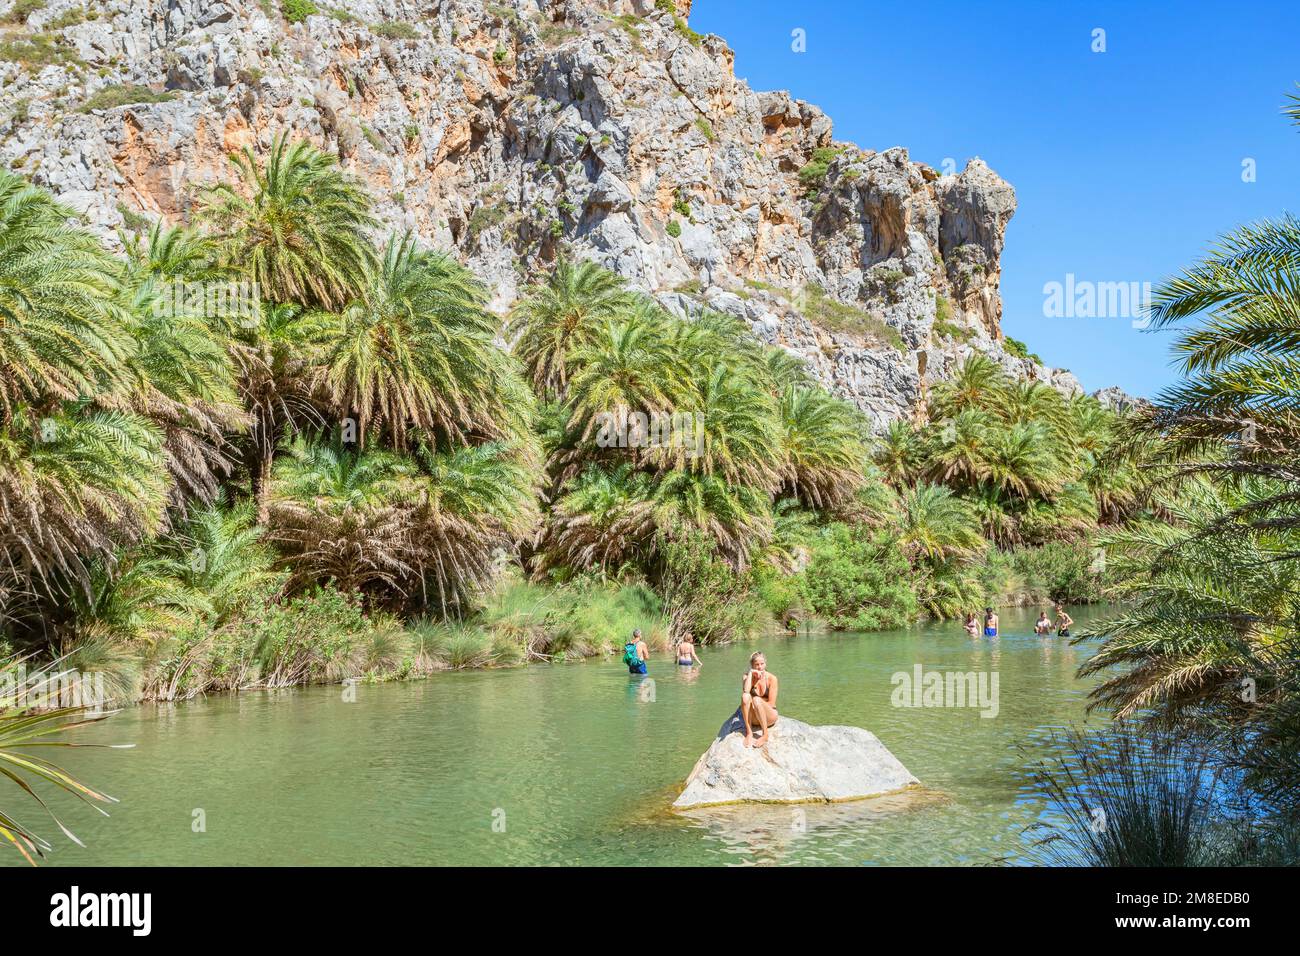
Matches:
[231,301,332,523]
[267,439,417,598]
[922,408,993,489]
[1080,480,1298,724]
[927,353,1006,421]
[967,482,1018,545]
[538,465,772,575]
[0,410,168,607]
[535,465,660,576]
[270,436,536,613]
[983,422,1062,500]
[873,420,924,487]
[161,495,277,623]
[118,266,248,505]
[999,379,1070,436]
[682,361,783,492]
[1122,214,1300,537]
[1,656,121,865]
[198,133,377,310]
[317,231,518,450]
[893,482,984,563]
[508,258,633,400]
[777,385,868,508]
[0,171,130,425]
[122,220,223,286]
[565,312,683,451]
[405,437,540,612]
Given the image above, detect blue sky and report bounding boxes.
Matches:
[690,0,1300,397]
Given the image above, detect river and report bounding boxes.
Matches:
[12,605,1107,866]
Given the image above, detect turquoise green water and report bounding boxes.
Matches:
[16,606,1104,866]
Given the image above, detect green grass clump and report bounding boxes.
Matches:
[80,84,175,112]
[538,21,579,47]
[933,319,973,343]
[1,0,44,24]
[666,219,682,238]
[612,14,646,52]
[0,32,82,68]
[802,284,905,352]
[371,20,418,39]
[280,0,317,24]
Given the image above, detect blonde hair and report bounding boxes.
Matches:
[750,652,765,666]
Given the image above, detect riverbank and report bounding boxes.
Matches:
[11,607,1104,866]
[29,552,1112,706]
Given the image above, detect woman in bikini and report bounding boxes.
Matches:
[676,632,702,667]
[741,652,779,748]
[964,613,980,638]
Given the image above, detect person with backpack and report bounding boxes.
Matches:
[622,628,649,675]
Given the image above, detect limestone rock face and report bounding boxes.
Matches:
[673,713,919,809]
[0,0,1087,422]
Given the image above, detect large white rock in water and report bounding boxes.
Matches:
[673,711,919,809]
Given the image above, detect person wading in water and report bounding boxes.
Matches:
[983,607,999,638]
[1054,605,1074,638]
[622,628,649,675]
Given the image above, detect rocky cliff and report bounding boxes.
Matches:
[0,0,1087,425]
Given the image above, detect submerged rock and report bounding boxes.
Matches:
[673,711,919,809]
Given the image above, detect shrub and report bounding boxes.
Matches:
[659,533,762,644]
[371,20,418,40]
[933,319,973,342]
[2,0,44,24]
[796,524,917,631]
[406,575,669,667]
[1003,336,1043,365]
[973,539,1108,606]
[80,83,175,113]
[797,146,842,197]
[144,587,407,699]
[281,0,317,24]
[666,219,682,238]
[0,32,81,68]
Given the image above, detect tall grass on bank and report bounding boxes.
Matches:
[121,574,671,698]
[409,574,669,669]
[1023,724,1300,866]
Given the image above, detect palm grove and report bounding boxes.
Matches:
[0,134,1146,700]
[2,84,1299,861]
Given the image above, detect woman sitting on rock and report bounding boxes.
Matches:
[741,652,779,748]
